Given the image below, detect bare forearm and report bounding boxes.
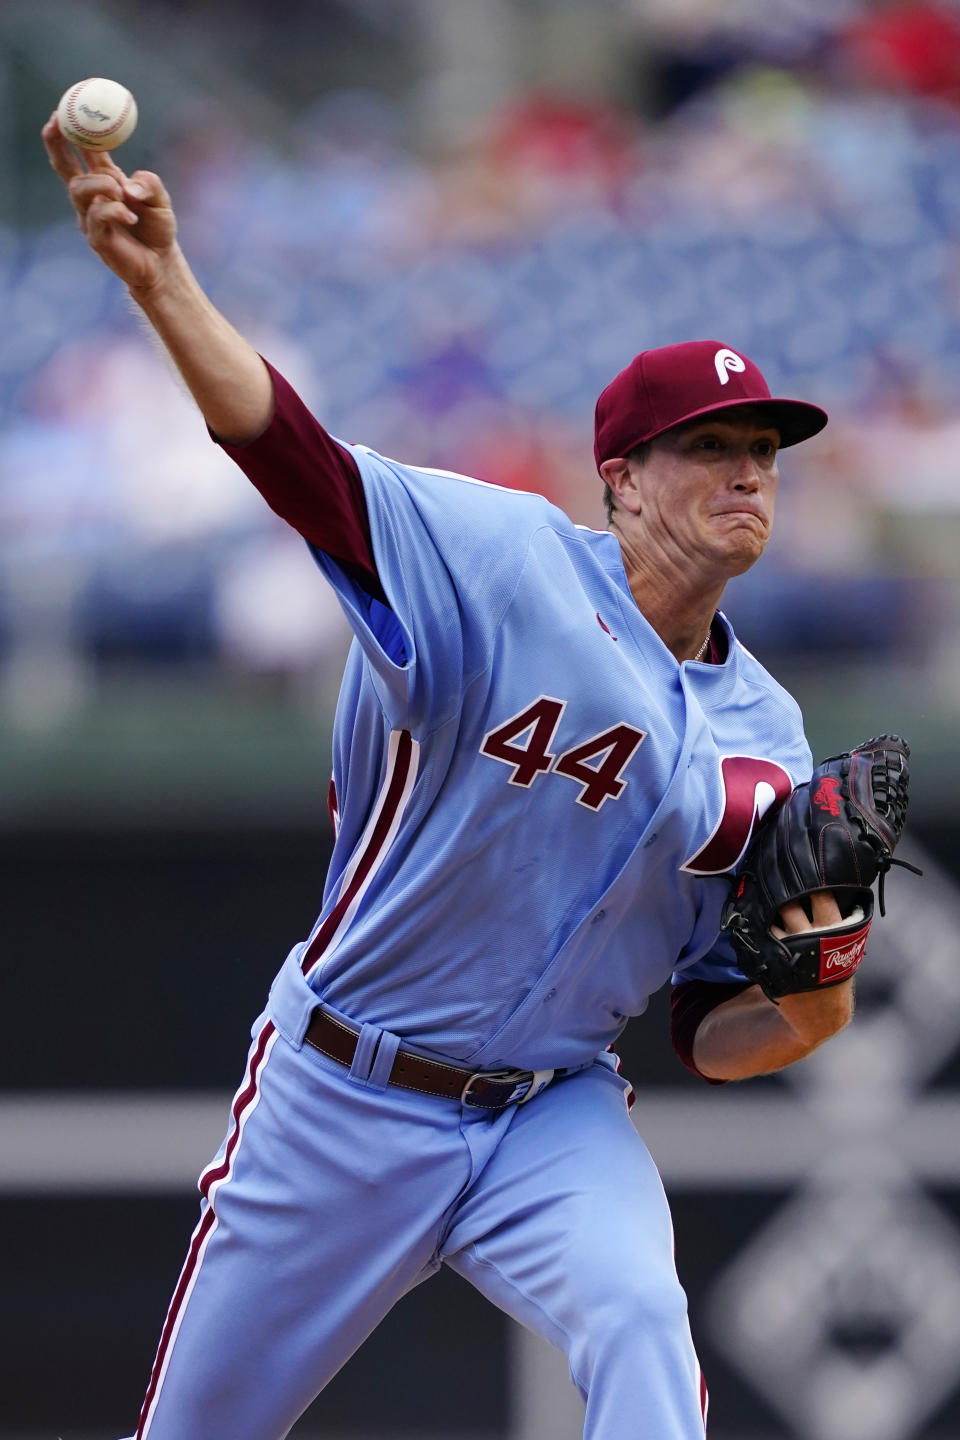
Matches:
[41,116,273,446]
[692,980,854,1080]
[130,246,274,444]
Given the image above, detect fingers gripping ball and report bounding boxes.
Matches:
[57,79,138,151]
[721,735,919,1001]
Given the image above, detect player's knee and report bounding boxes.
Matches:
[619,1274,689,1335]
[574,1271,691,1368]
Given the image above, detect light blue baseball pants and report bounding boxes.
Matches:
[128,954,707,1440]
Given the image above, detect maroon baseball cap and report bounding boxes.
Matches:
[593,340,827,471]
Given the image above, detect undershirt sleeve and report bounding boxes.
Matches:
[670,978,751,1084]
[214,360,388,605]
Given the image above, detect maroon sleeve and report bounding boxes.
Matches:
[214,360,387,605]
[670,979,751,1084]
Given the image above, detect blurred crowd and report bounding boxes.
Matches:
[3,0,960,714]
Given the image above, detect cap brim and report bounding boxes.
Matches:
[633,397,829,451]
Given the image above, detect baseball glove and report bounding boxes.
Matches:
[721,735,919,1001]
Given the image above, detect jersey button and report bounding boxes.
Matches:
[542,988,556,1003]
[592,909,606,924]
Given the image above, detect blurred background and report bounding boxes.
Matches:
[4,0,960,1436]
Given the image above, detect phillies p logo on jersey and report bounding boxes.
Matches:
[682,755,793,875]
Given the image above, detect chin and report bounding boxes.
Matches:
[710,517,768,558]
[720,539,767,576]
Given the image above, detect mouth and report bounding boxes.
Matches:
[714,507,767,524]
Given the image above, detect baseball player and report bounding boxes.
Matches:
[43,118,903,1440]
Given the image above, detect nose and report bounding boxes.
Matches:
[731,448,762,491]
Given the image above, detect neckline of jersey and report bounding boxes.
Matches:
[591,529,735,673]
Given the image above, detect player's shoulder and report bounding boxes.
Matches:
[348,443,576,541]
[723,620,810,759]
[726,625,799,704]
[728,627,799,705]
[360,445,560,505]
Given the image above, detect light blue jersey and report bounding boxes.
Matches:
[132,438,809,1440]
[302,447,812,1070]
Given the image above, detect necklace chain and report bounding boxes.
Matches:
[693,629,711,662]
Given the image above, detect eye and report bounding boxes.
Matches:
[753,438,777,458]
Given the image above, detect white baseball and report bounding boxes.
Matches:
[57,78,138,152]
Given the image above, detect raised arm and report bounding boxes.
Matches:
[42,113,273,444]
[42,113,388,598]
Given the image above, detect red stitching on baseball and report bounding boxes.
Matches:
[65,85,131,140]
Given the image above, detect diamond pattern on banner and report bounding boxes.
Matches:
[701,841,960,1440]
[709,1185,960,1440]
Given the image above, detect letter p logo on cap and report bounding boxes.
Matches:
[714,348,746,385]
[593,339,828,470]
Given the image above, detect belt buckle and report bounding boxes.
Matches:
[461,1068,534,1108]
[460,1067,555,1109]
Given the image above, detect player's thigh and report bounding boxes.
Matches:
[139,1021,474,1440]
[441,1059,686,1350]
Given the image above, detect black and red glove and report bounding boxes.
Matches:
[721,735,918,1001]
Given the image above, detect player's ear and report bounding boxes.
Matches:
[599,456,641,515]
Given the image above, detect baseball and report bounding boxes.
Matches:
[57,78,138,151]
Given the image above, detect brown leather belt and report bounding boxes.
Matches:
[304,1008,555,1109]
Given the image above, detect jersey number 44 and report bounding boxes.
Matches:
[480,695,792,875]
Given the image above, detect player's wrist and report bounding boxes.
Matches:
[777,979,855,1045]
[126,241,190,309]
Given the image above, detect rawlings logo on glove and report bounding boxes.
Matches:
[812,776,842,816]
[721,735,921,1002]
[819,925,870,981]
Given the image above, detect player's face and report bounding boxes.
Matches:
[628,413,780,578]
